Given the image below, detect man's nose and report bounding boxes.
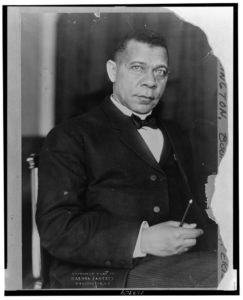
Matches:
[141,70,157,88]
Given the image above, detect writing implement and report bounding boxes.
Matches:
[179,199,193,227]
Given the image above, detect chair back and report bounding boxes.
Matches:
[26,153,43,289]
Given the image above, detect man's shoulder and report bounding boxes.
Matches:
[161,119,184,137]
[43,100,110,149]
[50,101,107,134]
[161,119,192,153]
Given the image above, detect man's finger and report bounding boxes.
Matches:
[177,246,190,255]
[180,228,204,239]
[182,223,197,229]
[182,238,197,248]
[165,220,180,227]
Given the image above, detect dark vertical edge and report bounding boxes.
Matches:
[3,5,8,270]
[232,3,239,290]
[54,15,60,125]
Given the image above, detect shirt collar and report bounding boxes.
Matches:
[110,94,152,120]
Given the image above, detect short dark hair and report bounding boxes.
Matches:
[113,29,169,62]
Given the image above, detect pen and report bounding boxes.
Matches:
[179,199,193,227]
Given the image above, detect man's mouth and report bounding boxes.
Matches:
[137,95,154,101]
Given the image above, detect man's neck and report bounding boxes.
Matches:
[110,94,152,120]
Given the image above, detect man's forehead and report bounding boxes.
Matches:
[126,39,165,49]
[122,39,168,63]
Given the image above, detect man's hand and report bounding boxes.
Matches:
[140,221,204,256]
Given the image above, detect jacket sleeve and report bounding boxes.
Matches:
[36,125,141,269]
[188,201,218,251]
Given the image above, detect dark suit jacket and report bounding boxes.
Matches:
[36,97,217,288]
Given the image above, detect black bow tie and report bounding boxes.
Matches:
[131,114,158,129]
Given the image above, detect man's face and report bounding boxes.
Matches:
[108,39,169,114]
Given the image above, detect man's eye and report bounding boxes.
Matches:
[131,65,143,72]
[155,68,168,77]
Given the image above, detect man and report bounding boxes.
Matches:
[36,29,217,288]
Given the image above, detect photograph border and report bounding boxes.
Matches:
[3,3,239,296]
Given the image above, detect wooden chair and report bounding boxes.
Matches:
[26,153,43,289]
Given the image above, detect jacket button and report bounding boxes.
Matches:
[150,174,157,181]
[153,206,160,213]
[105,260,111,266]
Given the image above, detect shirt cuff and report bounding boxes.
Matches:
[133,221,149,258]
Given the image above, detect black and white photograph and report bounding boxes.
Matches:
[4,3,237,295]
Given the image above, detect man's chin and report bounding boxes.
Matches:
[132,105,154,115]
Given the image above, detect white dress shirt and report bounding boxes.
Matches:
[110,96,164,163]
[110,95,164,257]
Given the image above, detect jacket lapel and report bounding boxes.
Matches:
[160,120,192,192]
[101,98,163,174]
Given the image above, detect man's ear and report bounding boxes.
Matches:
[106,60,117,83]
